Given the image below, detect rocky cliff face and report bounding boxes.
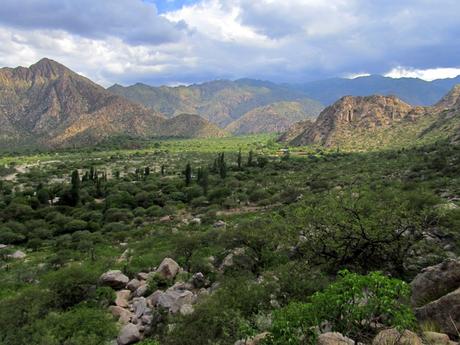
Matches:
[0,59,225,148]
[279,87,460,148]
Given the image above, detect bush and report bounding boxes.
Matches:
[267,271,416,344]
[29,306,117,345]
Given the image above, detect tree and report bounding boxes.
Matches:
[237,149,242,170]
[184,163,192,186]
[219,153,227,179]
[247,150,254,167]
[144,166,150,177]
[198,168,209,195]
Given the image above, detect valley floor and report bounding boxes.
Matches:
[0,134,459,345]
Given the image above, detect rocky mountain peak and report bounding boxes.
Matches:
[434,84,460,111]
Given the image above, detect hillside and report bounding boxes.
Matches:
[158,114,227,138]
[225,101,320,134]
[297,74,460,106]
[281,85,460,150]
[0,59,225,148]
[108,80,323,128]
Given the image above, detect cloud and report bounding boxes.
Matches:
[0,0,459,85]
[0,0,184,45]
[385,67,460,81]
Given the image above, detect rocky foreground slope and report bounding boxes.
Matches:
[280,85,460,150]
[0,59,225,148]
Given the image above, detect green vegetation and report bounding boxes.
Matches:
[0,134,459,344]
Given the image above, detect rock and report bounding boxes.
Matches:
[156,258,180,280]
[0,244,7,249]
[190,218,201,225]
[8,250,26,259]
[220,247,246,270]
[415,287,460,337]
[411,259,460,306]
[115,290,131,308]
[191,272,206,288]
[422,331,451,345]
[157,290,194,313]
[146,290,163,308]
[100,270,129,289]
[117,249,131,263]
[373,329,422,345]
[317,332,354,345]
[117,323,141,345]
[127,279,141,292]
[132,297,148,318]
[109,306,133,325]
[247,332,270,345]
[160,215,172,223]
[213,220,227,228]
[179,304,195,316]
[137,272,150,281]
[134,284,149,297]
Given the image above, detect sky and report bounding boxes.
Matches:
[0,0,459,87]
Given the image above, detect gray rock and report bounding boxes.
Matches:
[179,304,194,316]
[156,258,180,280]
[191,272,206,288]
[213,220,227,228]
[100,270,129,290]
[117,323,141,345]
[157,290,194,313]
[415,287,460,337]
[318,332,355,345]
[137,272,150,281]
[132,297,148,318]
[146,290,163,308]
[134,284,149,297]
[127,279,141,292]
[8,250,26,259]
[411,259,460,306]
[373,329,422,345]
[0,244,7,249]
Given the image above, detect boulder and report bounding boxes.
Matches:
[117,323,141,345]
[160,215,172,223]
[137,272,150,281]
[0,244,7,249]
[134,284,149,297]
[127,279,141,292]
[422,331,451,345]
[8,250,26,259]
[190,218,201,225]
[156,258,180,280]
[213,220,227,228]
[318,332,355,345]
[100,270,129,289]
[411,259,460,306]
[157,290,194,313]
[247,332,270,345]
[372,329,422,345]
[191,272,206,288]
[146,290,163,308]
[115,290,131,308]
[132,297,148,318]
[179,304,195,316]
[415,287,460,337]
[109,306,133,325]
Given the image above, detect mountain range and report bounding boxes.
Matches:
[280,85,460,151]
[295,74,460,106]
[108,80,323,133]
[0,58,459,150]
[0,59,225,148]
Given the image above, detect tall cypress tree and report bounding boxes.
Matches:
[237,148,242,170]
[247,150,254,167]
[184,163,192,186]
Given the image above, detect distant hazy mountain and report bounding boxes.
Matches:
[296,75,460,106]
[108,80,324,129]
[280,85,460,151]
[225,101,321,134]
[0,59,225,148]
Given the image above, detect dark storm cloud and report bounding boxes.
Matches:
[0,0,185,45]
